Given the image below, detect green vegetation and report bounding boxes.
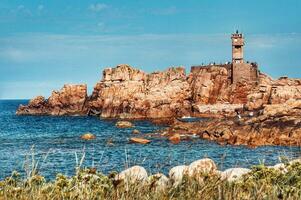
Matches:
[2,162,301,199]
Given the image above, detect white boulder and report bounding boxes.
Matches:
[187,158,217,176]
[116,166,148,183]
[169,165,188,185]
[221,168,251,182]
[289,158,301,165]
[267,163,287,173]
[148,173,169,190]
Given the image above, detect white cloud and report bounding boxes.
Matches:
[247,33,301,49]
[88,3,108,12]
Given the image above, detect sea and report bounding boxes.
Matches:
[0,99,300,180]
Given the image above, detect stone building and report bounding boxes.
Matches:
[231,31,258,84]
[192,31,259,85]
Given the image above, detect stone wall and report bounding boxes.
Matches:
[232,63,258,84]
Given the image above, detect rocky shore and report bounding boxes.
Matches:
[16,64,301,147]
[164,99,301,147]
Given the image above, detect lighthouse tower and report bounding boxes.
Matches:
[231,30,244,64]
[231,31,258,84]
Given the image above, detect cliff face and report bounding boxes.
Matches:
[16,64,301,118]
[89,64,191,118]
[188,66,229,104]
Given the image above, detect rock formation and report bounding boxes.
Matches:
[17,64,192,118]
[17,84,88,116]
[16,64,301,120]
[165,99,301,147]
[89,64,192,119]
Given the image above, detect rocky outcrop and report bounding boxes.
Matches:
[189,66,230,104]
[189,66,260,116]
[16,64,301,119]
[165,99,301,147]
[89,64,192,119]
[246,76,301,110]
[193,103,243,116]
[17,84,88,115]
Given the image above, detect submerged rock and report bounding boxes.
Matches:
[80,133,96,140]
[116,121,134,128]
[132,129,141,134]
[116,166,148,183]
[129,137,151,144]
[169,133,181,144]
[106,138,114,146]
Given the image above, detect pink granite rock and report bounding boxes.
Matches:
[16,84,88,115]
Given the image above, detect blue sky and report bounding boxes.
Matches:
[0,0,300,99]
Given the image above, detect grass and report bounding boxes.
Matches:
[2,161,301,199]
[1,146,301,199]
